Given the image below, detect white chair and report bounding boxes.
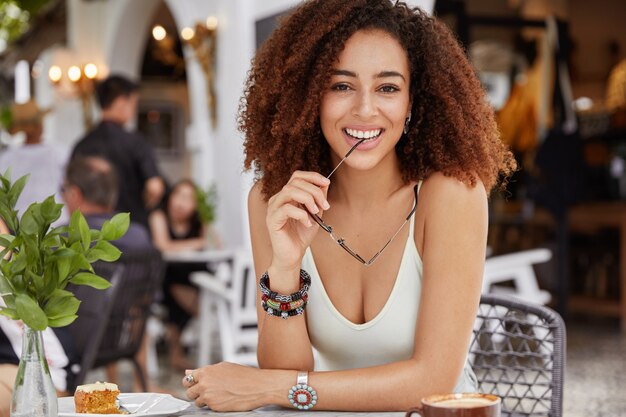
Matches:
[478,248,552,348]
[483,248,552,305]
[191,249,258,366]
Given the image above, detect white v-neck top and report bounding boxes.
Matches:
[302,186,477,392]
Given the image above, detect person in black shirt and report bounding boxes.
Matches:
[71,75,165,229]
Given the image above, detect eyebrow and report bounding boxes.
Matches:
[331,69,406,82]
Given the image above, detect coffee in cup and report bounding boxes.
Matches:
[406,393,500,417]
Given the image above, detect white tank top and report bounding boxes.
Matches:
[302,185,477,392]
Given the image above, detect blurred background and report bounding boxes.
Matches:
[1,0,626,415]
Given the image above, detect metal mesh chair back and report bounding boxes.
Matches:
[94,248,164,363]
[67,261,124,390]
[470,294,566,417]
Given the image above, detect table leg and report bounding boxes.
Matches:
[197,288,213,366]
[619,222,626,333]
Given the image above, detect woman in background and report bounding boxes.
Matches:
[150,179,215,370]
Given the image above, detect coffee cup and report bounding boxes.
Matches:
[405,393,501,417]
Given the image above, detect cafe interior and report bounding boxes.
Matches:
[0,0,625,416]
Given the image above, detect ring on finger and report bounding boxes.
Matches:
[185,372,196,385]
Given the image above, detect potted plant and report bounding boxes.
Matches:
[195,183,221,247]
[0,171,129,417]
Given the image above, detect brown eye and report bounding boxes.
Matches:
[379,85,400,93]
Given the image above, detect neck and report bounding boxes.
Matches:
[76,203,111,216]
[327,151,405,209]
[101,111,125,126]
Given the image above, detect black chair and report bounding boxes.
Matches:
[90,248,165,391]
[68,261,124,391]
[470,294,566,417]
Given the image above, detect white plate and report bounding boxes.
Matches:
[58,392,191,416]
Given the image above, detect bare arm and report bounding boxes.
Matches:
[144,176,165,210]
[249,180,316,370]
[149,210,206,252]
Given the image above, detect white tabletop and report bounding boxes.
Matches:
[162,249,235,263]
[176,405,405,416]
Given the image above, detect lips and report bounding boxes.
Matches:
[342,127,385,151]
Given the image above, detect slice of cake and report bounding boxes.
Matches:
[74,382,121,414]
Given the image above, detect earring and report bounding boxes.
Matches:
[403,113,412,134]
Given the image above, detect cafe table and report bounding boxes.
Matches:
[162,249,236,366]
[173,404,405,416]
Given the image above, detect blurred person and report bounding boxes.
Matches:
[62,156,152,250]
[62,156,157,392]
[149,180,214,370]
[0,219,79,417]
[0,99,69,226]
[71,75,165,229]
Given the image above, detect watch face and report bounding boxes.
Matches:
[289,384,318,410]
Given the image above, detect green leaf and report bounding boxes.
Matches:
[9,252,27,274]
[20,203,41,235]
[40,196,62,223]
[78,213,90,251]
[0,273,14,295]
[0,234,15,248]
[87,241,121,262]
[0,202,16,232]
[8,174,29,208]
[69,272,111,290]
[1,294,15,309]
[101,213,130,241]
[0,307,18,320]
[68,211,82,245]
[56,257,71,282]
[15,294,47,331]
[48,314,78,328]
[26,270,45,293]
[44,293,80,319]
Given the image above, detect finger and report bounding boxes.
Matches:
[290,170,331,187]
[288,178,330,211]
[195,397,207,408]
[268,203,313,230]
[182,369,197,388]
[186,386,199,401]
[271,185,320,214]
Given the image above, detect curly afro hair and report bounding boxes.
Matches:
[239,0,516,200]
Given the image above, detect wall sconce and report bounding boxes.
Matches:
[181,16,218,128]
[48,63,99,129]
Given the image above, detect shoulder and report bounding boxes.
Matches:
[149,209,167,224]
[248,180,268,211]
[420,172,487,211]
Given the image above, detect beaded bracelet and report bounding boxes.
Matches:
[263,293,308,311]
[262,300,307,319]
[259,269,311,303]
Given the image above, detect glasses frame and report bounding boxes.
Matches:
[308,139,419,266]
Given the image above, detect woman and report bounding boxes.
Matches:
[149,179,210,369]
[183,0,515,411]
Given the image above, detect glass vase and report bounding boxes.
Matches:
[10,325,58,417]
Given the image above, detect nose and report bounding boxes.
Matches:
[352,90,378,119]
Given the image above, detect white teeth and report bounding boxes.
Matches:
[344,128,382,141]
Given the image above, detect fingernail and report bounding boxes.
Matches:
[323,201,330,210]
[312,205,319,214]
[322,177,330,184]
[307,220,313,227]
[185,369,191,374]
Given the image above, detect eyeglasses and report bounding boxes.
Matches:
[308,138,418,266]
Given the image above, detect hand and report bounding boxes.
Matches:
[182,362,267,411]
[266,171,330,271]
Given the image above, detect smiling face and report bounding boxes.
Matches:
[167,182,198,223]
[320,29,411,171]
